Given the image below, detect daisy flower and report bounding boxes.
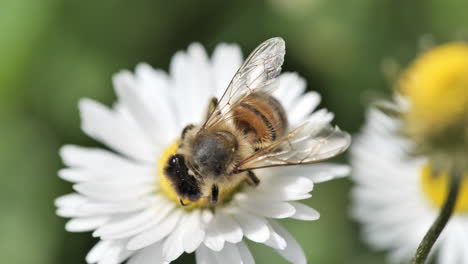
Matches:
[56,38,350,264]
[350,97,468,264]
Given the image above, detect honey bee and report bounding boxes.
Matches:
[164,37,350,205]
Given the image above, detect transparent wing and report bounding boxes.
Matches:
[203,37,286,128]
[236,122,351,171]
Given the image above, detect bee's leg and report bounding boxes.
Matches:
[246,171,260,186]
[179,199,190,207]
[210,184,219,205]
[205,97,218,120]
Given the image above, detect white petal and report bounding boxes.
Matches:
[213,243,242,264]
[86,240,112,263]
[273,73,307,112]
[247,190,311,202]
[65,216,108,232]
[127,242,166,264]
[239,198,296,219]
[126,208,182,250]
[233,211,270,243]
[196,244,218,264]
[304,163,350,183]
[60,145,154,176]
[387,241,418,263]
[437,236,454,264]
[58,167,154,185]
[57,208,81,218]
[182,209,205,253]
[289,202,320,221]
[77,199,152,216]
[211,43,243,96]
[133,63,171,104]
[162,217,187,261]
[55,193,88,217]
[204,215,225,251]
[97,240,125,264]
[78,99,154,162]
[258,175,313,194]
[186,43,215,103]
[349,105,444,263]
[288,92,321,127]
[73,182,153,202]
[94,208,157,238]
[58,168,95,183]
[100,214,162,241]
[251,175,314,202]
[303,108,334,127]
[133,63,178,140]
[117,249,133,263]
[170,43,213,126]
[238,241,255,264]
[459,222,468,264]
[113,71,170,147]
[55,193,86,207]
[263,224,286,250]
[267,164,348,187]
[215,213,243,244]
[270,221,306,264]
[203,231,225,252]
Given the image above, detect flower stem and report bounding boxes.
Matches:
[411,167,462,264]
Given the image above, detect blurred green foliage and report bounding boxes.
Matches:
[0,0,467,263]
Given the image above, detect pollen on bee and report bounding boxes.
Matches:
[157,140,242,210]
[157,140,208,209]
[157,141,183,202]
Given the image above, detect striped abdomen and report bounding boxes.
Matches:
[233,92,288,148]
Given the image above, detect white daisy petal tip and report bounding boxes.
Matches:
[213,42,242,55]
[112,69,133,85]
[290,202,320,221]
[65,217,108,233]
[56,39,350,264]
[58,144,74,162]
[332,164,351,178]
[264,224,288,250]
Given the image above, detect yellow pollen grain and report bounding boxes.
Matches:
[420,163,468,213]
[157,140,242,210]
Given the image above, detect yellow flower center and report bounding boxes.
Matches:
[420,163,468,213]
[157,140,242,210]
[398,43,468,151]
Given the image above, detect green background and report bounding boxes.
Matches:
[0,0,466,263]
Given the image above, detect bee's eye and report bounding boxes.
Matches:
[168,154,185,168]
[169,155,178,166]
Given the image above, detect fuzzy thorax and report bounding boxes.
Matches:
[158,122,253,209]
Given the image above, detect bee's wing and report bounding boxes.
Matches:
[202,37,286,128]
[236,122,351,171]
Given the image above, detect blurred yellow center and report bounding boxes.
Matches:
[398,43,468,145]
[157,140,240,210]
[420,163,468,213]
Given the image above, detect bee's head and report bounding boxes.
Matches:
[164,154,202,202]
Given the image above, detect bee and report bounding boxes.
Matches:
[164,37,350,206]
